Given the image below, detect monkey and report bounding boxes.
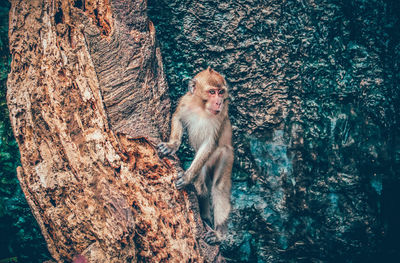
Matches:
[157,67,233,245]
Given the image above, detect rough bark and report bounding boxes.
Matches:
[7,0,221,262]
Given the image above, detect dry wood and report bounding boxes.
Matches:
[7,0,222,261]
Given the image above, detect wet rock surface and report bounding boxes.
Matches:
[148,0,400,261]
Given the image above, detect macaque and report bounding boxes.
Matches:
[158,67,233,245]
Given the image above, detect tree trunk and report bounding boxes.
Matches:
[7,0,221,262]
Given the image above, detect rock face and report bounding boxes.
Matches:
[148,0,400,262]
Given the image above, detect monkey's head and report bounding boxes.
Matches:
[189,67,228,116]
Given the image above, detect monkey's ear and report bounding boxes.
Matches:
[207,66,213,73]
[188,79,196,94]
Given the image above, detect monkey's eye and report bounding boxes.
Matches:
[209,90,216,95]
[218,90,225,95]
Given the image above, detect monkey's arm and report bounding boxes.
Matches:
[157,110,183,156]
[175,138,216,189]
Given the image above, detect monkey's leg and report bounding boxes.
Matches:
[204,146,233,245]
[212,146,233,227]
[195,165,213,227]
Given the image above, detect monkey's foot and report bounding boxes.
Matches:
[175,171,188,190]
[203,230,221,245]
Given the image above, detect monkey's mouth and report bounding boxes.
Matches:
[208,109,221,115]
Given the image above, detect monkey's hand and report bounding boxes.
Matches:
[157,141,178,156]
[175,171,189,190]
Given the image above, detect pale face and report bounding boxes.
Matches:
[204,86,226,115]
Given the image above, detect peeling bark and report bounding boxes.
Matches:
[7,0,221,262]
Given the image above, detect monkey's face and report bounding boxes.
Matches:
[203,87,227,115]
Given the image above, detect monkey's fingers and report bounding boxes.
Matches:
[157,143,174,156]
[175,177,186,189]
[156,142,166,151]
[175,172,187,190]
